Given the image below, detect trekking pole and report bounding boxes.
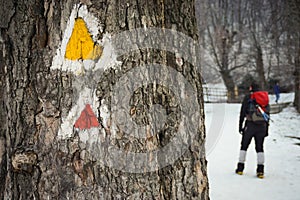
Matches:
[256,105,273,122]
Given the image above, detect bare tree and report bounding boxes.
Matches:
[0,0,209,199]
[203,0,248,101]
[199,0,296,93]
[282,0,300,111]
[241,0,271,90]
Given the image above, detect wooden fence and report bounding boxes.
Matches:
[203,86,228,103]
[203,86,292,115]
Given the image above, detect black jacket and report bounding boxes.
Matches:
[239,94,250,131]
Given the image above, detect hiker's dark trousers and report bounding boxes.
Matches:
[241,121,267,153]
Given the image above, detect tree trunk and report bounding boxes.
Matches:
[220,69,235,102]
[294,49,300,112]
[255,45,267,90]
[0,0,209,199]
[220,33,236,102]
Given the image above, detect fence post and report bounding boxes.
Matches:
[234,85,238,99]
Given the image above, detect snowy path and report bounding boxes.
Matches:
[205,101,300,200]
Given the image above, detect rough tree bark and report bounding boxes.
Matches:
[0,0,209,199]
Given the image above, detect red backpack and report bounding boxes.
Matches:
[251,91,269,111]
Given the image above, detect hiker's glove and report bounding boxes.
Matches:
[265,122,269,137]
[239,127,245,135]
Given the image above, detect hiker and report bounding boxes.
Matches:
[273,82,280,103]
[236,82,270,178]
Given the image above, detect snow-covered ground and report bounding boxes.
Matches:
[205,93,300,200]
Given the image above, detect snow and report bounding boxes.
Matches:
[205,93,300,200]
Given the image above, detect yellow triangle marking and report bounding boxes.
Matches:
[65,17,102,60]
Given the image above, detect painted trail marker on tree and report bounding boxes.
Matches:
[51,4,120,74]
[65,17,102,60]
[74,104,99,130]
[50,4,120,141]
[49,5,102,139]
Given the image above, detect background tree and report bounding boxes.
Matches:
[205,0,241,101]
[0,0,209,199]
[246,0,270,90]
[197,0,298,103]
[282,0,300,111]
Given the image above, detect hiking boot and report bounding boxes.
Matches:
[256,164,264,178]
[235,163,244,175]
[257,172,264,179]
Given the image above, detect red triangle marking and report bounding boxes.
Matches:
[74,104,99,130]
